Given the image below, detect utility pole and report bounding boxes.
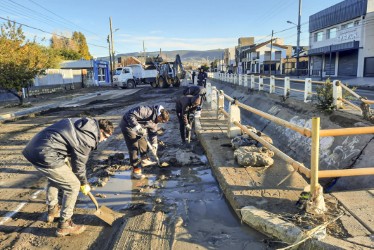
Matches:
[296,0,302,77]
[143,41,146,65]
[107,35,112,83]
[109,17,115,79]
[270,30,274,76]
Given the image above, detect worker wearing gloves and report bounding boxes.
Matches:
[22,118,113,237]
[120,105,170,180]
[176,95,201,144]
[183,85,206,118]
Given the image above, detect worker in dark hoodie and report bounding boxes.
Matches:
[183,85,206,118]
[120,105,170,180]
[22,118,114,237]
[176,95,201,143]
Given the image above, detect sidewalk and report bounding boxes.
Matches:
[195,108,373,249]
[0,87,111,123]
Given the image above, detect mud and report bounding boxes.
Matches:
[0,85,270,249]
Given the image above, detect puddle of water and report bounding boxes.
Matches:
[77,170,156,211]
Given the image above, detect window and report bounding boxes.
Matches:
[275,51,282,60]
[341,22,353,29]
[314,31,324,42]
[264,51,271,60]
[327,28,337,39]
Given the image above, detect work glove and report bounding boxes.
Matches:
[152,143,158,153]
[135,124,146,136]
[186,124,191,131]
[80,184,91,195]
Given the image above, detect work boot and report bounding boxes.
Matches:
[55,219,86,237]
[47,205,61,223]
[131,168,145,180]
[141,157,156,168]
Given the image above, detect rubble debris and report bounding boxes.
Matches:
[234,146,274,167]
[95,193,107,199]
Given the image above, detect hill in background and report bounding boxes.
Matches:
[99,49,225,64]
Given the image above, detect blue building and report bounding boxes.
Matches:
[60,59,111,86]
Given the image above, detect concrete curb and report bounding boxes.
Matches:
[194,112,367,250]
[0,103,59,123]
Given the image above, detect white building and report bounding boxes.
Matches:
[243,38,289,75]
[308,0,374,77]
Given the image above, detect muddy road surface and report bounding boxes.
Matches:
[0,85,272,250]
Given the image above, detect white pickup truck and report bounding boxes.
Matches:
[113,67,136,89]
[127,64,158,86]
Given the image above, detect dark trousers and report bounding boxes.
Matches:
[120,120,147,168]
[177,112,193,142]
[192,76,195,84]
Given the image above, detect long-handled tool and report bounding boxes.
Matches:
[87,192,117,226]
[143,134,160,166]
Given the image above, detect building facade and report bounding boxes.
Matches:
[60,59,110,85]
[308,0,374,77]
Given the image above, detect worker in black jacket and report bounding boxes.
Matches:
[176,95,201,143]
[22,118,114,237]
[183,85,206,118]
[197,68,207,87]
[120,105,170,179]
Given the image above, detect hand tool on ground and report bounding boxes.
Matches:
[87,192,117,226]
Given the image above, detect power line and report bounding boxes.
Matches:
[27,0,105,39]
[0,16,107,48]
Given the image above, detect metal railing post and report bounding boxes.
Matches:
[211,86,217,110]
[244,74,248,87]
[227,101,241,138]
[310,117,320,195]
[270,75,275,94]
[333,80,343,109]
[284,77,290,98]
[238,74,242,86]
[250,75,255,89]
[218,90,225,120]
[259,76,263,91]
[304,78,312,102]
[206,82,212,103]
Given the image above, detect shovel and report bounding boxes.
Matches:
[143,135,161,166]
[87,192,117,226]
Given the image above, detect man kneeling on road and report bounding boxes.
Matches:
[183,85,206,118]
[22,117,114,237]
[176,95,201,144]
[120,105,170,180]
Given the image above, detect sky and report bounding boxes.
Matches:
[0,0,343,58]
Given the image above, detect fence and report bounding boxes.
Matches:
[208,72,374,120]
[205,81,374,214]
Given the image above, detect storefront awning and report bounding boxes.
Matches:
[308,41,359,55]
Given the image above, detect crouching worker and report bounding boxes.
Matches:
[120,105,170,180]
[183,85,206,118]
[22,118,114,237]
[176,95,201,144]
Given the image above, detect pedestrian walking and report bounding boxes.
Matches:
[120,105,170,180]
[197,68,207,87]
[183,85,206,118]
[176,95,201,144]
[22,118,114,237]
[192,71,196,85]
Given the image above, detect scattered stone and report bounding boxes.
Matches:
[95,193,107,198]
[155,198,162,203]
[234,146,274,167]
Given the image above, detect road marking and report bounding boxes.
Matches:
[0,189,42,225]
